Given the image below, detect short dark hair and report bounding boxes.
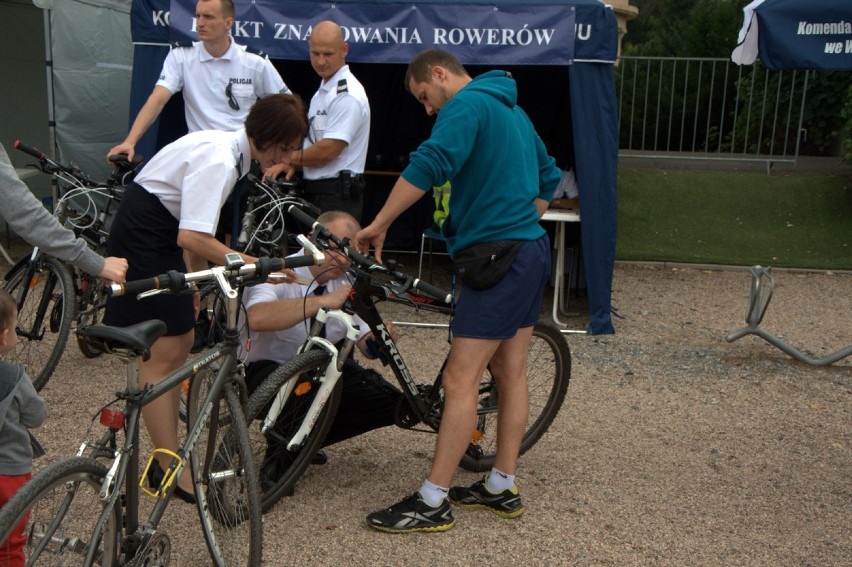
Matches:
[0,289,16,333]
[405,49,468,92]
[201,0,234,19]
[245,94,308,152]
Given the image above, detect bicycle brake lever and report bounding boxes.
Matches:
[297,234,321,255]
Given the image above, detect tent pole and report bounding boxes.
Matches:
[42,5,58,206]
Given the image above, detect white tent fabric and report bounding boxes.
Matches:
[35,0,133,179]
[731,0,766,65]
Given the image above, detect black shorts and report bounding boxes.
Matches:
[102,182,194,336]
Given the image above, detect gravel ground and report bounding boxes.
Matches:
[20,251,852,566]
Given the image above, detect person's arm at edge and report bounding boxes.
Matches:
[0,143,109,277]
[107,86,173,161]
[17,369,47,429]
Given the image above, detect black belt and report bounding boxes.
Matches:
[302,172,365,198]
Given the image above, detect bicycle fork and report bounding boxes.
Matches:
[262,309,359,451]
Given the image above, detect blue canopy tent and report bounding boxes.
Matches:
[732,0,852,70]
[129,0,619,334]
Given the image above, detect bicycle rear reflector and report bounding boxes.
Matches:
[100,408,125,429]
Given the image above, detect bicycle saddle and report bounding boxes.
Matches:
[76,320,167,361]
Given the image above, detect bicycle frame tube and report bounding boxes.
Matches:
[347,277,436,422]
[270,309,359,449]
[15,249,58,341]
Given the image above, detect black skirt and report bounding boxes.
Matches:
[102,182,195,336]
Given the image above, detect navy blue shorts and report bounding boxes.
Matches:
[451,234,550,340]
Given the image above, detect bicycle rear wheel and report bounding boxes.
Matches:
[188,369,262,567]
[459,321,571,472]
[245,349,341,512]
[0,457,121,566]
[2,255,75,391]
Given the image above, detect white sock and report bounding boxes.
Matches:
[418,479,448,507]
[486,467,515,493]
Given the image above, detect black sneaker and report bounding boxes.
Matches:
[448,478,524,519]
[367,493,455,533]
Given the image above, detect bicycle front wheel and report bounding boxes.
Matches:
[0,457,121,566]
[245,349,341,512]
[2,255,75,391]
[188,369,262,567]
[459,321,571,472]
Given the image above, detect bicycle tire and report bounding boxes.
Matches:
[188,369,262,567]
[245,349,342,512]
[0,457,121,566]
[75,273,107,358]
[459,321,571,472]
[2,255,75,391]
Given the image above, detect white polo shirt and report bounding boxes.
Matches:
[157,38,290,132]
[239,257,370,364]
[303,65,371,181]
[134,129,251,235]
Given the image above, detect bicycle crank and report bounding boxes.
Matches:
[131,532,171,567]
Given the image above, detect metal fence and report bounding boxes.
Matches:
[616,56,811,173]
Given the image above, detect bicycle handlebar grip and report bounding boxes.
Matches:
[286,203,319,231]
[412,278,453,304]
[281,254,322,269]
[14,140,45,160]
[251,256,284,280]
[108,270,185,297]
[108,153,144,167]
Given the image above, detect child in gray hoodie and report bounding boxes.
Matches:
[0,289,47,566]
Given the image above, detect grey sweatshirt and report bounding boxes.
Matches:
[0,362,47,475]
[0,142,104,275]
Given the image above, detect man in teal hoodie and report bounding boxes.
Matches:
[357,49,561,533]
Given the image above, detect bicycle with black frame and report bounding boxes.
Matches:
[0,251,323,566]
[244,205,572,511]
[2,140,143,389]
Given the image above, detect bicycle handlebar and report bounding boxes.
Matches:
[108,255,323,297]
[286,204,452,304]
[14,140,45,160]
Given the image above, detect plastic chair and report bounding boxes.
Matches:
[417,225,446,281]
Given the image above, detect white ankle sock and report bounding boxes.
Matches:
[486,467,515,493]
[418,479,448,507]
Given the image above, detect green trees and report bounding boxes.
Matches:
[621,0,849,158]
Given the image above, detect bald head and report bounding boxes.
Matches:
[309,20,348,81]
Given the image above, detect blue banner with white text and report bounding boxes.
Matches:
[132,0,171,45]
[756,0,852,70]
[168,0,580,65]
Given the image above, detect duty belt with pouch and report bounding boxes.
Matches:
[303,170,365,199]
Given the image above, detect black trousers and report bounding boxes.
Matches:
[245,357,401,447]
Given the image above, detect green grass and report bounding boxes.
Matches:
[616,169,852,270]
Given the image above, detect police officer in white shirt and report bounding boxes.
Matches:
[107,0,290,162]
[270,21,371,222]
[103,94,307,500]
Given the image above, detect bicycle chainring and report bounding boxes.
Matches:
[394,383,438,429]
[132,532,171,567]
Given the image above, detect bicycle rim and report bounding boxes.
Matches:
[2,255,75,391]
[188,371,262,567]
[0,457,121,566]
[245,349,341,512]
[459,321,571,472]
